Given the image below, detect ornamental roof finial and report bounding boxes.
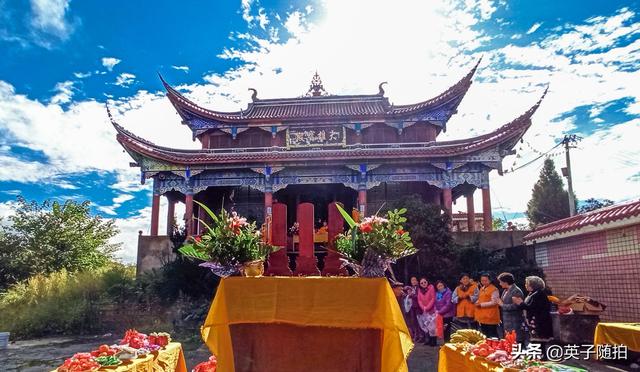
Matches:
[306,71,328,97]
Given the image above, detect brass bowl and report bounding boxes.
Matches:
[241,260,265,277]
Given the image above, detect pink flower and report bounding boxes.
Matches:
[228,212,249,234]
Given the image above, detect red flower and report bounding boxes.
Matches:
[396,229,405,235]
[194,235,202,242]
[359,223,373,233]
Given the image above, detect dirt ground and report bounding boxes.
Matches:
[0,335,633,372]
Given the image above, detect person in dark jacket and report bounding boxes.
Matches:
[512,276,553,348]
[406,276,425,343]
[497,272,525,343]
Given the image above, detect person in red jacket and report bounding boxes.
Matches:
[417,277,437,346]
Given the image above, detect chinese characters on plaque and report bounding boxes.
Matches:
[286,126,346,148]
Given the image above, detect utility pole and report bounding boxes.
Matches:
[561,134,582,216]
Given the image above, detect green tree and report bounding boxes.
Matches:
[492,217,507,231]
[526,158,573,228]
[385,194,457,283]
[0,197,120,290]
[578,198,614,213]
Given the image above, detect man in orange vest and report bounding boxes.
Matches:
[452,273,479,329]
[475,273,500,338]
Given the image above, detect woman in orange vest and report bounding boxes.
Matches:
[475,273,500,338]
[452,273,479,328]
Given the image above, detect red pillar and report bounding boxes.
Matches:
[466,191,475,232]
[482,187,492,231]
[150,194,160,236]
[442,187,452,218]
[294,202,320,276]
[185,193,194,236]
[358,188,367,216]
[166,198,175,235]
[265,202,292,276]
[323,201,348,276]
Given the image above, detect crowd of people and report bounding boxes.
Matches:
[393,272,553,348]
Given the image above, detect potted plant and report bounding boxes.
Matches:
[334,204,415,277]
[178,201,277,277]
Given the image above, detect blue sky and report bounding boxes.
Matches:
[1,0,639,262]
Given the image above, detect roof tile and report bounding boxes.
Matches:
[524,199,640,241]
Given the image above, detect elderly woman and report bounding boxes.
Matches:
[496,272,525,343]
[513,276,553,346]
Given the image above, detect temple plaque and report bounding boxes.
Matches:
[286,126,346,148]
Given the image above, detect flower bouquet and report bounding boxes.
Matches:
[334,204,415,277]
[178,201,278,277]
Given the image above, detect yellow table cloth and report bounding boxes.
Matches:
[438,344,509,372]
[201,276,414,372]
[53,342,187,372]
[594,323,640,352]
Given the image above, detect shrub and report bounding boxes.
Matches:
[0,265,135,338]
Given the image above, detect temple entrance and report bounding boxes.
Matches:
[267,184,357,274]
[274,184,357,231]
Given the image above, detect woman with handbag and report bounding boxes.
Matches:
[416,277,437,346]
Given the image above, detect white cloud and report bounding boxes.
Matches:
[0,153,58,182]
[171,65,189,72]
[50,80,75,104]
[73,71,92,79]
[1,0,638,241]
[101,57,121,71]
[0,201,17,226]
[0,79,196,190]
[240,0,269,30]
[541,8,640,54]
[257,8,269,30]
[284,11,307,38]
[526,22,542,34]
[241,0,255,24]
[29,0,73,39]
[115,73,136,87]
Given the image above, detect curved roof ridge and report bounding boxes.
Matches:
[111,86,545,166]
[107,104,159,148]
[387,58,481,115]
[435,87,546,148]
[159,73,245,121]
[159,60,481,124]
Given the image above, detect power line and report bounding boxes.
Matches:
[504,141,563,174]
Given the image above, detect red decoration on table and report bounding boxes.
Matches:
[193,355,218,372]
[120,329,148,349]
[57,352,101,372]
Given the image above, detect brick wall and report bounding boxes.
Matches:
[535,224,640,321]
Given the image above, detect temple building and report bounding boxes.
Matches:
[110,61,545,273]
